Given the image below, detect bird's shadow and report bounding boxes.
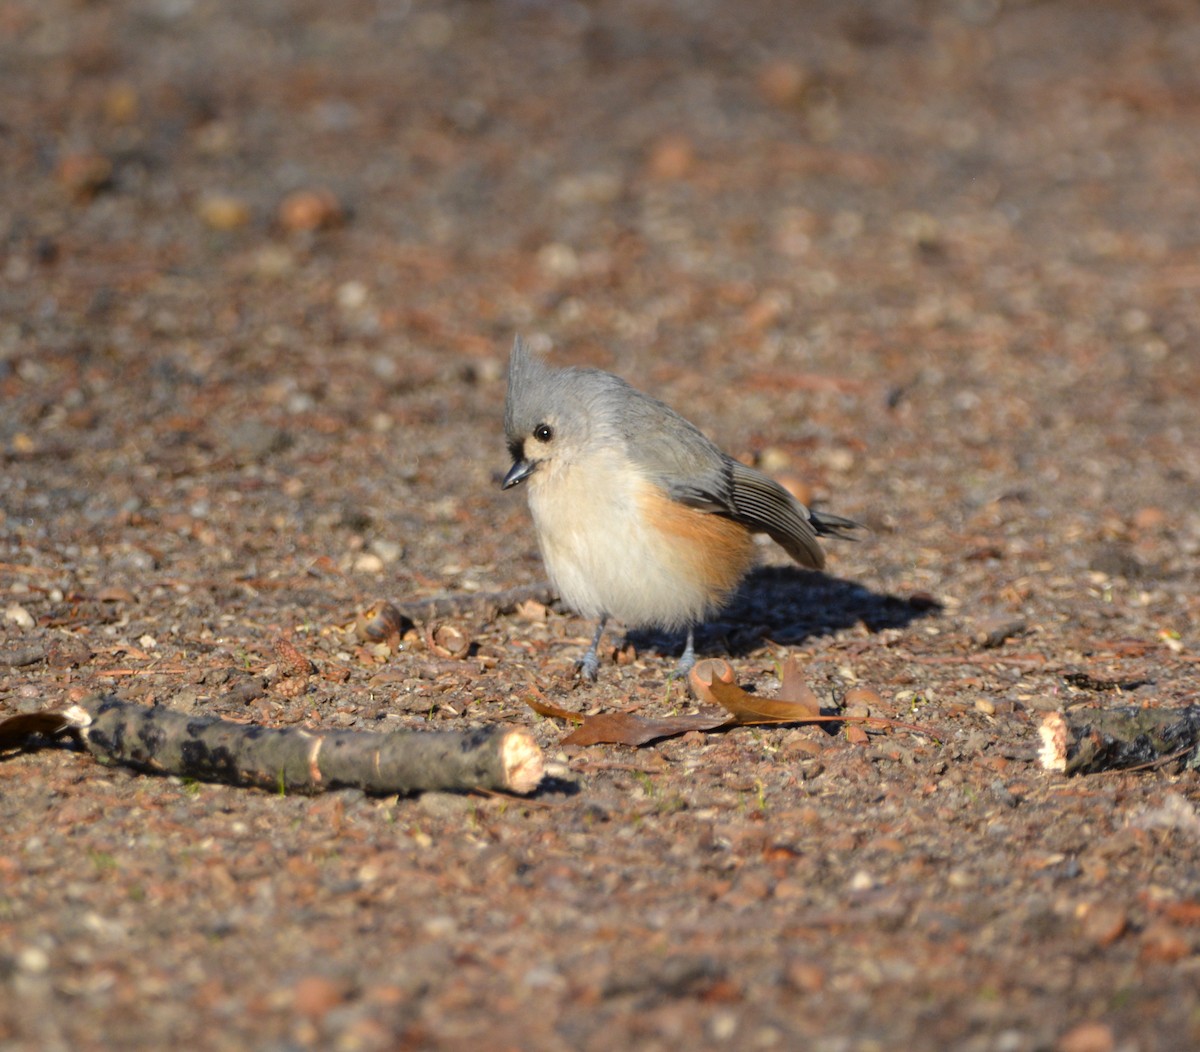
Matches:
[627,565,939,661]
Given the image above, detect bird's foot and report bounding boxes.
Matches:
[575,649,600,683]
[574,617,608,683]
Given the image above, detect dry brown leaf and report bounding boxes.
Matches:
[563,711,725,747]
[777,656,822,716]
[525,695,585,724]
[526,695,724,746]
[529,663,927,750]
[690,658,821,724]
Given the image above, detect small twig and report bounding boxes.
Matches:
[391,582,557,624]
[1098,745,1197,775]
[0,562,62,576]
[898,652,1049,668]
[94,667,190,678]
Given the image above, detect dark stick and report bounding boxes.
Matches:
[67,694,543,794]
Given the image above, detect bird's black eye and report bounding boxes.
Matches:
[533,423,553,442]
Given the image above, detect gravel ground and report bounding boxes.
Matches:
[2,2,1199,1050]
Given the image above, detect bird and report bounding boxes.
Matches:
[501,336,861,681]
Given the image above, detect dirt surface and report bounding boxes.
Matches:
[3,1,1200,1049]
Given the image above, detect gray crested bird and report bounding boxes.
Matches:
[502,336,860,680]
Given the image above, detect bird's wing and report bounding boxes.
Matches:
[720,460,826,569]
[665,457,862,571]
[617,392,858,570]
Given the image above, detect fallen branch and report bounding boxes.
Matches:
[0,694,543,795]
[1039,706,1200,775]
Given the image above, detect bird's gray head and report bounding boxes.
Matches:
[502,336,620,489]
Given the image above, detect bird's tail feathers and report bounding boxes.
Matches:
[809,508,865,542]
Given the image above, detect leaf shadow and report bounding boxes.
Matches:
[627,565,939,661]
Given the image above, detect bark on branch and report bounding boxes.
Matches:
[2,694,544,795]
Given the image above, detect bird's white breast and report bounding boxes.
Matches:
[525,452,745,630]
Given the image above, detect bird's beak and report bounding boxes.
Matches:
[502,458,535,489]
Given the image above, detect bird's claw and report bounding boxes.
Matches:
[575,652,600,683]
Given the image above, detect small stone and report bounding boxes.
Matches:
[353,552,385,574]
[4,604,34,630]
[58,151,113,201]
[103,83,139,123]
[1138,921,1189,963]
[16,947,50,974]
[278,188,344,232]
[758,61,810,107]
[844,725,870,745]
[1132,506,1165,531]
[368,539,403,564]
[847,870,875,892]
[1078,902,1127,948]
[536,242,579,279]
[843,686,882,711]
[1056,1021,1114,1052]
[784,960,825,992]
[646,135,694,180]
[292,975,348,1020]
[197,193,252,230]
[336,280,369,311]
[225,420,288,462]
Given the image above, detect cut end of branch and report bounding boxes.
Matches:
[1038,712,1069,772]
[501,729,544,794]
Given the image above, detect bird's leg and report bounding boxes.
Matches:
[669,626,697,680]
[576,616,608,682]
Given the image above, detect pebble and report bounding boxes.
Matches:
[4,603,34,630]
[1056,1022,1114,1052]
[646,135,694,180]
[278,188,343,232]
[16,947,50,974]
[847,870,875,892]
[368,539,403,564]
[785,960,825,993]
[57,151,112,201]
[1077,902,1126,948]
[1138,921,1189,963]
[843,686,882,711]
[292,974,348,1019]
[103,83,139,123]
[757,60,810,107]
[197,193,251,230]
